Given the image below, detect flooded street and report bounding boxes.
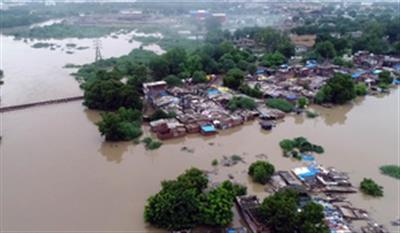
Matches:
[1,35,399,232]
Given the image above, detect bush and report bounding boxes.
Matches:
[239,84,263,98]
[142,137,163,150]
[248,161,275,184]
[315,73,356,104]
[360,178,383,197]
[164,75,182,87]
[297,97,309,109]
[266,98,294,113]
[260,52,286,67]
[380,165,400,179]
[259,189,328,233]
[223,68,244,90]
[150,109,176,121]
[355,83,368,96]
[192,70,208,84]
[212,159,218,166]
[227,96,257,111]
[378,70,393,85]
[305,110,319,118]
[97,107,143,141]
[144,168,241,230]
[279,137,324,156]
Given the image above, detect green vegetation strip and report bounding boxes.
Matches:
[380,165,400,179]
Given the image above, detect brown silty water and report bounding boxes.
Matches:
[0,34,399,232]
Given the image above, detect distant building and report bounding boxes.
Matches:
[212,13,227,22]
[143,81,167,103]
[290,34,316,54]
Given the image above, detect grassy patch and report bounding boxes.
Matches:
[266,98,294,113]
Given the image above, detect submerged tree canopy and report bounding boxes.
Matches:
[144,168,246,231]
[259,189,329,233]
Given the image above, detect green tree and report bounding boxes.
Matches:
[314,41,336,59]
[298,202,329,233]
[164,75,182,87]
[355,83,368,96]
[164,48,187,75]
[315,73,355,104]
[259,189,299,233]
[247,63,257,75]
[378,70,393,85]
[279,139,296,152]
[248,161,275,184]
[297,97,309,109]
[259,189,328,233]
[97,108,142,141]
[223,68,244,90]
[261,52,286,67]
[144,180,202,230]
[144,168,208,230]
[200,186,234,227]
[360,178,383,197]
[83,76,142,111]
[149,56,169,80]
[192,70,208,84]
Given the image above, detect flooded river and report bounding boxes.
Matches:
[0,33,163,106]
[1,34,399,232]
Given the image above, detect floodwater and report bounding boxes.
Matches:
[0,33,164,106]
[1,34,399,232]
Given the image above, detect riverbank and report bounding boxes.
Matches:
[2,88,398,232]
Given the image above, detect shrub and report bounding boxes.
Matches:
[266,98,294,113]
[227,96,257,111]
[164,75,182,87]
[305,110,319,118]
[248,161,275,184]
[212,159,218,166]
[315,73,356,104]
[380,165,400,179]
[279,137,324,156]
[97,107,143,141]
[297,97,309,109]
[150,109,176,121]
[355,83,368,96]
[360,178,383,197]
[142,137,163,150]
[223,68,244,90]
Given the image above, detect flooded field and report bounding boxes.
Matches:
[0,33,399,232]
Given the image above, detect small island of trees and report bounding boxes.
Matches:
[360,178,384,197]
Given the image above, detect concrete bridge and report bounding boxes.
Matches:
[0,96,84,113]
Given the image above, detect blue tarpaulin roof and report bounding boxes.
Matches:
[372,69,382,75]
[207,88,221,95]
[256,69,265,74]
[352,70,367,79]
[201,124,216,133]
[302,154,315,161]
[393,64,400,71]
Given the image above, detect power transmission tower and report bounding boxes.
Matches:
[93,39,103,62]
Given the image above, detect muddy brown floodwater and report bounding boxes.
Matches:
[0,34,399,233]
[1,89,398,232]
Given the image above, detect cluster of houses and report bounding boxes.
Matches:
[236,162,389,233]
[143,51,399,141]
[144,81,265,140]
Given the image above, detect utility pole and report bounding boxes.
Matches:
[93,39,103,62]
